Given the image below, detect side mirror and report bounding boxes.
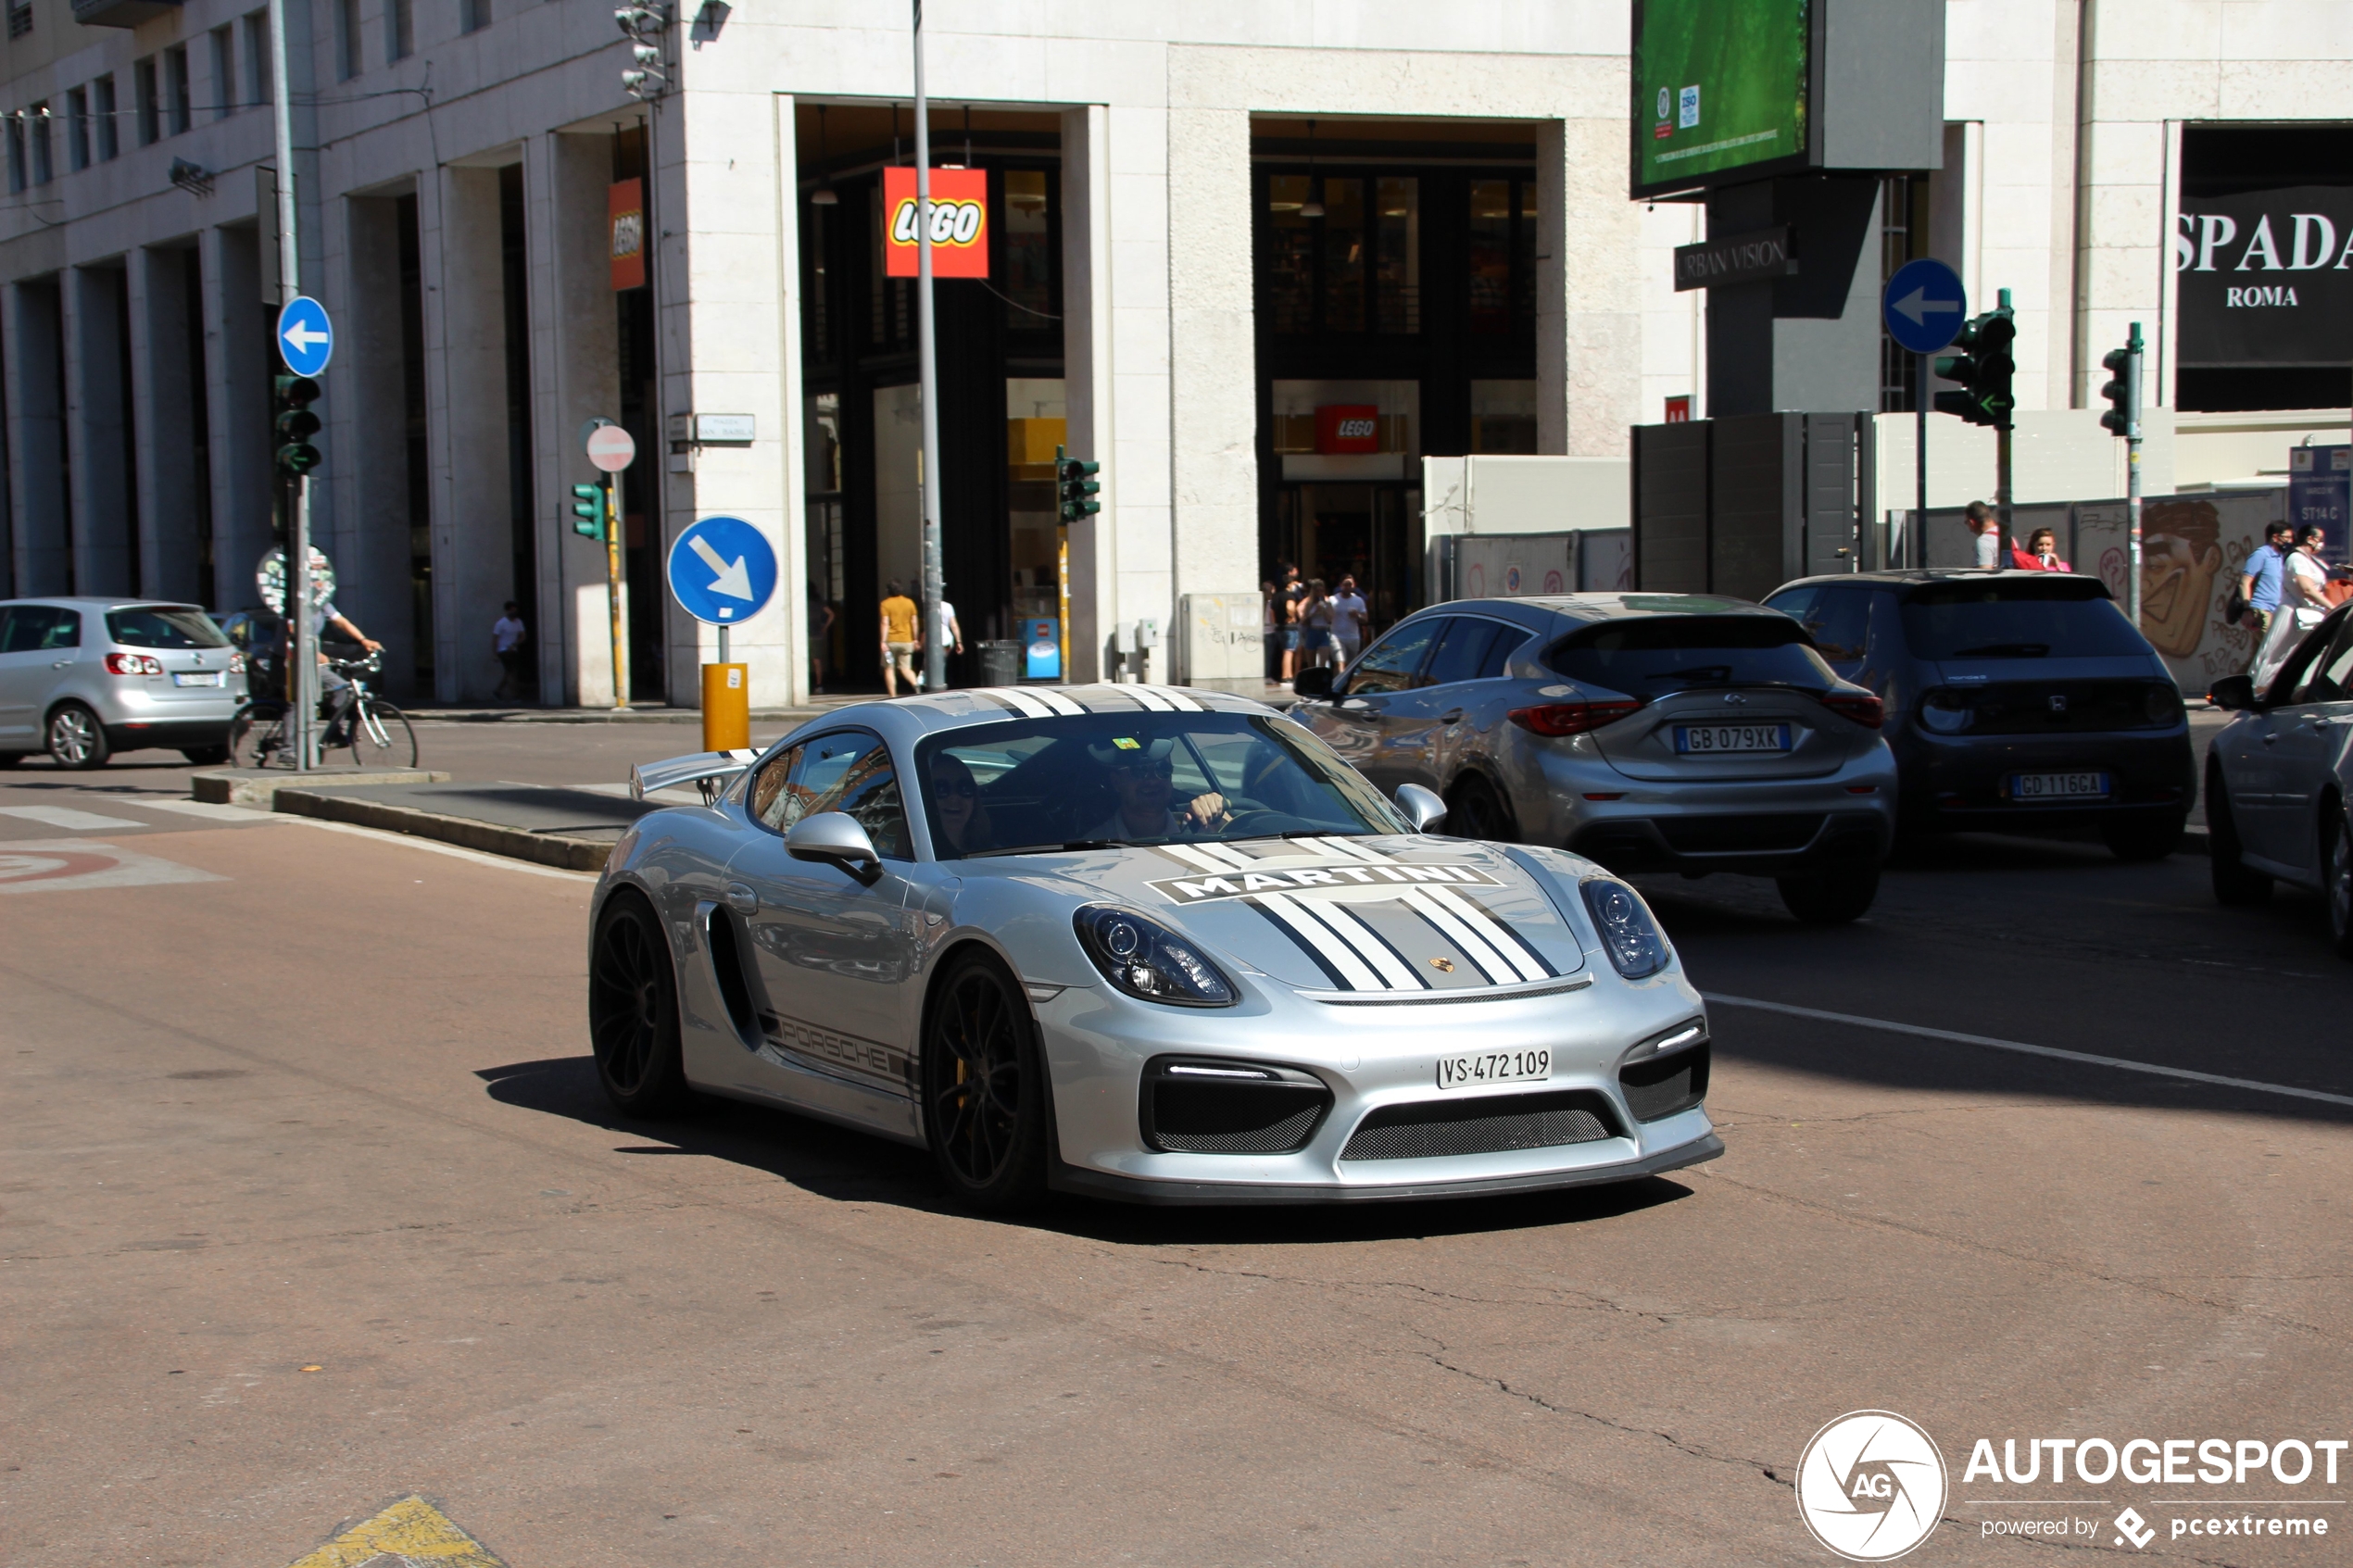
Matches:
[1394,783,1449,834]
[2208,674,2255,711]
[786,811,883,884]
[1291,666,1336,699]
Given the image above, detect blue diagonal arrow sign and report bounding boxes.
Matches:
[666,514,778,625]
[276,295,334,377]
[1881,259,1967,356]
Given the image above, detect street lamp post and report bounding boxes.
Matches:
[268,0,315,769]
[912,0,947,694]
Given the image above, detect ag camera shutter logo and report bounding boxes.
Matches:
[1796,1411,1948,1562]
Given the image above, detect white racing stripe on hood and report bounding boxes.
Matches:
[1298,897,1428,989]
[1423,884,1554,982]
[1156,843,1233,873]
[1305,834,1390,863]
[1255,891,1384,990]
[1399,887,1520,985]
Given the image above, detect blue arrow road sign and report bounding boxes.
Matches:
[666,514,779,626]
[1881,259,1967,356]
[276,295,334,377]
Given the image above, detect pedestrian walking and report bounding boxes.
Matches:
[1277,562,1306,684]
[931,596,964,689]
[807,581,836,695]
[2235,522,2294,674]
[1300,578,1338,672]
[1329,575,1369,668]
[878,579,923,697]
[1261,580,1283,681]
[492,602,529,699]
[2256,524,2333,687]
[1966,501,2000,569]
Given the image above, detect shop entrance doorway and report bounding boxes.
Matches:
[1271,482,1421,636]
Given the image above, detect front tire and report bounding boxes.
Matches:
[2103,810,2185,861]
[921,951,1051,1212]
[346,701,419,768]
[45,703,109,769]
[1777,859,1881,924]
[1444,774,1518,843]
[587,891,694,1117]
[2207,764,2272,906]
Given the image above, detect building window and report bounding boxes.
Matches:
[460,0,488,32]
[1265,173,1427,338]
[1878,173,1926,412]
[29,101,51,183]
[335,0,361,79]
[134,57,160,145]
[94,76,119,160]
[1000,168,1054,329]
[245,13,271,111]
[66,87,89,169]
[6,116,24,194]
[6,0,31,40]
[386,0,412,60]
[210,26,237,118]
[1374,177,1419,333]
[166,46,192,134]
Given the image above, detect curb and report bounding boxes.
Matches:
[192,768,449,808]
[271,788,613,872]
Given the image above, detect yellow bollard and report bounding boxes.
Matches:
[701,662,749,752]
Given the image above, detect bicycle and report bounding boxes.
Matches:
[228,651,419,770]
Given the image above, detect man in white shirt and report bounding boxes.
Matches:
[930,599,964,690]
[1329,576,1369,668]
[492,601,528,699]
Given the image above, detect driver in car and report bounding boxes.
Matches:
[1087,739,1231,841]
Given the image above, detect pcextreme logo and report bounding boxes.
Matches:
[1795,1411,1948,1562]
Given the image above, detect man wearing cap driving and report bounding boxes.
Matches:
[1087,739,1230,841]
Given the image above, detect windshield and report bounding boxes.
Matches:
[1900,579,2146,660]
[914,711,1406,859]
[107,607,229,649]
[1542,616,1836,699]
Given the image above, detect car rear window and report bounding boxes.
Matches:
[1899,579,2145,660]
[107,607,229,649]
[1543,616,1837,698]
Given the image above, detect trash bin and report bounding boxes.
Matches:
[978,639,1023,686]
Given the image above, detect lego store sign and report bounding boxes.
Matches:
[883,168,989,279]
[1315,405,1381,455]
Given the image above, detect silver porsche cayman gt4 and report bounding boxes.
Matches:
[588,683,1721,1210]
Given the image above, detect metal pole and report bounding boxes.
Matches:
[912,0,947,694]
[605,474,629,709]
[1916,350,1929,571]
[1995,425,2013,571]
[268,0,315,769]
[2126,320,2145,627]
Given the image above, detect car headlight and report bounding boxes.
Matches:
[1917,691,1974,733]
[1074,906,1237,1008]
[1579,878,1672,980]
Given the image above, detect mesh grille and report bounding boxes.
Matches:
[1619,1043,1709,1123]
[1341,1090,1620,1162]
[1157,1103,1325,1154]
[1655,813,1824,853]
[1146,1076,1330,1156]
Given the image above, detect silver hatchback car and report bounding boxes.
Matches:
[0,597,249,769]
[1290,594,1898,922]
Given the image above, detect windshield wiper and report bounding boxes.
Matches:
[968,838,1122,858]
[1949,642,2050,659]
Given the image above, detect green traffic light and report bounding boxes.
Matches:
[571,483,604,539]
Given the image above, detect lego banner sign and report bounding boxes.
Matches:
[883,168,988,279]
[610,179,645,292]
[1315,405,1382,455]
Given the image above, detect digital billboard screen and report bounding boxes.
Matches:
[1631,0,1817,198]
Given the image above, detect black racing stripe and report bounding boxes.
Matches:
[1249,899,1352,988]
[1450,890,1560,977]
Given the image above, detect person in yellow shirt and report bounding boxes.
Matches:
[878,580,923,696]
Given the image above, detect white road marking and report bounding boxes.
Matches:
[279,815,598,880]
[0,805,149,831]
[1705,994,2353,1111]
[124,797,283,822]
[0,839,224,895]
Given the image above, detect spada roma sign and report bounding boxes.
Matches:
[883,166,988,279]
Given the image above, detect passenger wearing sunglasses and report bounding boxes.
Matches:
[928,753,992,856]
[1085,741,1230,842]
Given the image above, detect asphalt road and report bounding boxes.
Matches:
[4,727,2348,1567]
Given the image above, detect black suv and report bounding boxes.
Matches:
[1763,571,2194,859]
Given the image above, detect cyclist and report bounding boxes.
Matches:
[295,601,383,742]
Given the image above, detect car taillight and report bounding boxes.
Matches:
[1507,699,1644,737]
[104,652,163,676]
[1819,691,1883,729]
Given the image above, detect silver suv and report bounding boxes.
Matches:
[0,598,249,769]
[1290,594,1897,923]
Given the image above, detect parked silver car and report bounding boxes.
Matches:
[0,598,248,769]
[2205,599,2353,957]
[591,685,1720,1210]
[1290,594,1898,923]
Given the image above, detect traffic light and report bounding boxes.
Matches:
[1055,445,1101,524]
[1932,304,2017,430]
[571,483,605,540]
[273,373,322,478]
[2099,323,2144,439]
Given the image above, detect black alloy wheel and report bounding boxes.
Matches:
[2101,810,2185,862]
[2325,799,2353,960]
[2207,763,2272,906]
[922,951,1050,1211]
[1445,774,1518,843]
[586,892,693,1116]
[1777,858,1881,925]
